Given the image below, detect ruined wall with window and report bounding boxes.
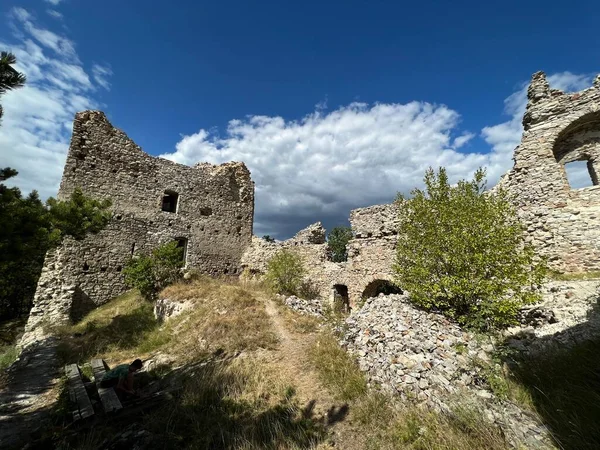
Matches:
[496,72,600,272]
[27,110,254,328]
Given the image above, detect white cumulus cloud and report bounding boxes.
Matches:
[161,102,490,237]
[0,8,111,199]
[163,73,595,238]
[44,0,63,6]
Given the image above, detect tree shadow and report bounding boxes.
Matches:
[0,336,62,449]
[501,287,600,450]
[57,303,159,364]
[49,357,349,450]
[141,358,349,449]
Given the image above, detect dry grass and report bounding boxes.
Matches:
[144,356,328,449]
[309,333,367,402]
[55,290,166,365]
[56,277,278,367]
[274,300,322,334]
[160,276,279,359]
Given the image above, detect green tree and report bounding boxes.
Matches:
[123,241,184,301]
[0,171,112,320]
[46,188,112,245]
[393,167,546,330]
[264,249,306,296]
[0,51,26,121]
[262,235,275,243]
[328,226,353,262]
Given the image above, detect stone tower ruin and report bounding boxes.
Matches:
[497,72,600,272]
[25,111,254,330]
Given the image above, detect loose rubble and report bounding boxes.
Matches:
[506,280,600,353]
[281,295,324,317]
[337,293,559,448]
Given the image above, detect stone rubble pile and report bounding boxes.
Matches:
[281,295,324,317]
[339,293,553,448]
[340,293,483,401]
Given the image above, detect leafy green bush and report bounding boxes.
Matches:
[264,249,305,296]
[393,167,546,330]
[327,226,353,262]
[123,241,183,300]
[298,279,320,300]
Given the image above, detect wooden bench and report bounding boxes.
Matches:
[64,364,94,421]
[91,359,123,413]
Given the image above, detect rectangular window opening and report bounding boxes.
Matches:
[162,191,179,213]
[174,237,188,264]
[564,160,598,189]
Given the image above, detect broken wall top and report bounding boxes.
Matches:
[503,72,600,207]
[350,203,399,238]
[59,110,254,222]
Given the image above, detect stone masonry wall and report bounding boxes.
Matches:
[242,205,401,308]
[24,110,254,335]
[497,72,600,272]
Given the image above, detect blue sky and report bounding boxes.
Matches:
[1,0,599,238]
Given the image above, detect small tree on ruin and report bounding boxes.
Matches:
[123,241,184,301]
[264,249,306,296]
[327,226,353,262]
[393,167,546,331]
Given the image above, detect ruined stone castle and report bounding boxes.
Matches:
[25,111,254,331]
[24,71,600,328]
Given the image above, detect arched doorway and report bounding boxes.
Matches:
[361,279,402,300]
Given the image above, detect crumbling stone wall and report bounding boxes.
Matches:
[26,110,254,327]
[241,205,401,308]
[241,223,345,300]
[497,72,600,272]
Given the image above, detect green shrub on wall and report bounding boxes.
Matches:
[124,241,184,301]
[393,167,546,331]
[264,249,306,296]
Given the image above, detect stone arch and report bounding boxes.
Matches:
[553,111,600,188]
[361,279,402,300]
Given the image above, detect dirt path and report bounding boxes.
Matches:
[261,297,368,450]
[262,297,340,420]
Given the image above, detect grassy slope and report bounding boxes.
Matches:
[57,277,600,449]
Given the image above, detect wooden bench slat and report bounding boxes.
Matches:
[91,359,107,381]
[90,359,123,413]
[98,387,123,413]
[64,364,94,420]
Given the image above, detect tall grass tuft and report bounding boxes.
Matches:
[309,333,367,402]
